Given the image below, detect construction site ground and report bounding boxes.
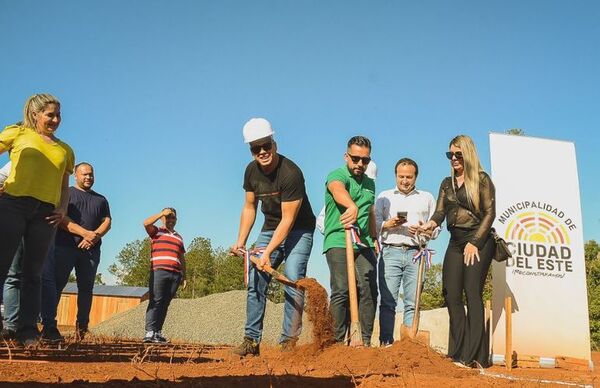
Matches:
[0,335,597,387]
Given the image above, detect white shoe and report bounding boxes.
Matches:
[143,331,155,343]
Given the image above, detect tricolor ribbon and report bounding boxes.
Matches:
[412,247,435,269]
[240,247,266,287]
[345,225,367,248]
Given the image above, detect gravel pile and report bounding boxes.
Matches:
[92,290,312,345]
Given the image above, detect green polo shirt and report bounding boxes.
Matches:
[323,165,376,253]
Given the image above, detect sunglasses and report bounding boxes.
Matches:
[347,154,371,165]
[445,151,463,160]
[250,141,273,155]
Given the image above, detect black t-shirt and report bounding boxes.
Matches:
[243,154,316,232]
[55,187,111,250]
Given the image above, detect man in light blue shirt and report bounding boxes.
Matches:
[374,158,439,346]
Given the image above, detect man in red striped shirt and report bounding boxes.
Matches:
[142,207,186,343]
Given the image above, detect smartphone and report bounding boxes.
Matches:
[397,211,408,220]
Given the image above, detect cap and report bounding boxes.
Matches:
[242,118,275,143]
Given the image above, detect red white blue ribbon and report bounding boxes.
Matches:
[346,225,367,248]
[240,248,266,287]
[412,247,435,269]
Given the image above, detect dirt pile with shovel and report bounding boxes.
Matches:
[296,278,335,350]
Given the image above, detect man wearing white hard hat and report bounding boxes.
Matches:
[231,118,315,356]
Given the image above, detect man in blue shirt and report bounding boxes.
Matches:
[41,162,111,342]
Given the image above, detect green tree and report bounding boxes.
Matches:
[108,235,293,303]
[108,238,151,286]
[95,273,105,285]
[506,128,525,135]
[212,248,245,293]
[178,237,215,298]
[266,264,286,304]
[585,240,600,349]
[420,264,444,310]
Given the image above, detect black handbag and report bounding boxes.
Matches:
[491,228,511,262]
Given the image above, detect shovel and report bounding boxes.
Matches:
[247,255,304,290]
[345,229,363,347]
[409,234,431,346]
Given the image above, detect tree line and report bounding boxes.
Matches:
[107,236,285,303]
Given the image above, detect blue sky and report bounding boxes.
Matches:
[1,1,599,288]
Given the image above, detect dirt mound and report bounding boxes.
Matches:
[296,278,335,350]
[234,338,473,380]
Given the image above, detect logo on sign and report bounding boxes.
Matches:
[498,202,578,278]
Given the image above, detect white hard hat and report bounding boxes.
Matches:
[242,118,275,143]
[365,160,377,180]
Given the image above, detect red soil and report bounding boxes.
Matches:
[296,277,335,351]
[0,337,597,387]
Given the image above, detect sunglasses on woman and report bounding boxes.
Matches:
[446,151,463,160]
[250,141,273,155]
[347,154,371,165]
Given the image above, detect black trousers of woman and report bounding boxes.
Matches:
[442,228,494,367]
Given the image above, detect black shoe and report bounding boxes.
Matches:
[41,326,64,343]
[75,324,89,341]
[232,336,260,356]
[16,329,40,348]
[153,331,169,344]
[1,328,17,341]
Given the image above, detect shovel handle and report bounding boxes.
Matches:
[345,229,360,324]
[248,255,300,289]
[411,251,426,337]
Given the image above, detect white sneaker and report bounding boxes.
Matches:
[143,331,155,343]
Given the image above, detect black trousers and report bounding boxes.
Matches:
[0,195,55,336]
[443,228,494,367]
[326,247,378,345]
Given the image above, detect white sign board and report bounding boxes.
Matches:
[490,133,591,365]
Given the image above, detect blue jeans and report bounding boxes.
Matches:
[245,229,313,344]
[41,245,101,329]
[378,245,422,344]
[145,269,182,332]
[2,242,23,331]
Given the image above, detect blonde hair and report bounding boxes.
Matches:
[450,135,485,212]
[22,94,61,130]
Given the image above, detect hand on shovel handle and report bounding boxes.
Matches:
[248,255,301,289]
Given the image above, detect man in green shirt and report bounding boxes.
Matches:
[323,135,378,346]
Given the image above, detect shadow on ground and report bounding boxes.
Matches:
[0,375,356,387]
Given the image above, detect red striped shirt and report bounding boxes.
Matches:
[147,226,185,273]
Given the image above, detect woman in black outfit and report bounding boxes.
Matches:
[421,135,495,368]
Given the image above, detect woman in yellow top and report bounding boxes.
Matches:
[0,94,74,346]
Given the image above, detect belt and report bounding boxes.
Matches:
[382,243,419,250]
